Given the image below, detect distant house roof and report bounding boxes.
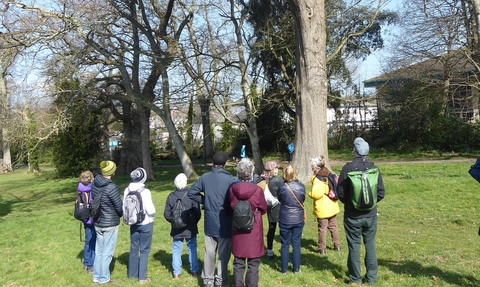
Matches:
[364,50,475,88]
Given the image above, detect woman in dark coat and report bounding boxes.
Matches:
[277,164,306,274]
[229,158,268,287]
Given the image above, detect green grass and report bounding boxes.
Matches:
[1,161,480,286]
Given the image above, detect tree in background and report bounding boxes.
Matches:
[51,79,105,177]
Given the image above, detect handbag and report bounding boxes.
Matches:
[286,183,306,221]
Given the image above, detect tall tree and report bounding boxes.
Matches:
[288,0,328,181]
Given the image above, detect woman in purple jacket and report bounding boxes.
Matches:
[229,158,267,287]
[77,170,95,274]
[277,164,306,274]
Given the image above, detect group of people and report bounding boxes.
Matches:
[78,162,155,285]
[76,137,385,286]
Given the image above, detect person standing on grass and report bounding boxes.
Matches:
[124,168,156,284]
[277,164,306,274]
[309,156,341,255]
[336,137,385,285]
[77,170,95,274]
[229,158,267,287]
[164,173,201,280]
[256,161,283,260]
[188,151,236,287]
[91,160,123,285]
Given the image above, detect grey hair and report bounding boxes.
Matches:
[237,158,254,181]
[311,155,326,171]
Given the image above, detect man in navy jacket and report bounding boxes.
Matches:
[188,151,235,287]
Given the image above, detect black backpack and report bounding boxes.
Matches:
[89,187,105,221]
[232,200,254,232]
[171,192,188,229]
[74,191,90,222]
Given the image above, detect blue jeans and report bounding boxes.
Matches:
[279,221,304,273]
[128,223,153,280]
[83,224,96,267]
[172,236,199,275]
[93,226,119,284]
[344,216,378,284]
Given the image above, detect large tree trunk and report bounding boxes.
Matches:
[289,0,329,182]
[0,52,13,173]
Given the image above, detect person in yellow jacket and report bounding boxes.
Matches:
[308,156,341,255]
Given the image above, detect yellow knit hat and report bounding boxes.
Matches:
[100,160,117,176]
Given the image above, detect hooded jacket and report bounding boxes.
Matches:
[124,182,156,226]
[91,174,123,228]
[229,181,267,258]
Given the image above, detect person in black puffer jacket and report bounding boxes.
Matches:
[91,160,123,285]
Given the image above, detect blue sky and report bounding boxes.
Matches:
[356,0,401,89]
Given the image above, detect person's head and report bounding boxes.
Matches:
[264,161,278,177]
[130,167,147,184]
[237,158,254,181]
[282,164,298,182]
[79,171,94,185]
[212,151,228,168]
[311,156,326,173]
[174,173,188,189]
[353,137,370,157]
[100,160,117,177]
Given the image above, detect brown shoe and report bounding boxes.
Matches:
[139,278,151,284]
[173,274,180,279]
[191,272,199,278]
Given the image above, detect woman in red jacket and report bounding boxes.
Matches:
[229,158,268,287]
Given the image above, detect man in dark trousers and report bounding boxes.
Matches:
[336,138,385,285]
[188,152,236,287]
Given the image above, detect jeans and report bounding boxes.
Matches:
[202,236,231,286]
[233,257,260,287]
[344,216,378,284]
[128,223,153,280]
[93,225,119,284]
[172,236,199,275]
[279,221,304,273]
[83,224,96,267]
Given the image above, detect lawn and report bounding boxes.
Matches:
[1,160,479,287]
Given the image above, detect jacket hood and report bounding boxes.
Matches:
[77,182,91,192]
[127,182,145,191]
[93,174,112,188]
[230,181,258,200]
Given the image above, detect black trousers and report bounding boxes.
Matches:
[233,256,261,287]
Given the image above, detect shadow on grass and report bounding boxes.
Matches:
[378,258,480,287]
[153,248,205,285]
[262,237,345,279]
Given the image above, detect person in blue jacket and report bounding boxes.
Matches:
[188,151,236,287]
